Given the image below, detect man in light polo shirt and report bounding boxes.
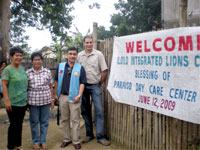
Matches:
[77,36,110,146]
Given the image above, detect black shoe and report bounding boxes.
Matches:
[74,143,81,150]
[60,141,72,148]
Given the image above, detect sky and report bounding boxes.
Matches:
[26,0,118,51]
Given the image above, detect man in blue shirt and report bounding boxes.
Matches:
[54,47,86,150]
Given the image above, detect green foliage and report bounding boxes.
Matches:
[93,0,161,39]
[66,25,91,51]
[187,141,193,149]
[198,145,200,150]
[49,25,91,61]
[89,2,101,9]
[47,23,92,63]
[10,0,75,45]
[50,41,63,63]
[97,26,114,40]
[110,0,161,36]
[10,19,29,48]
[187,139,200,150]
[22,50,31,59]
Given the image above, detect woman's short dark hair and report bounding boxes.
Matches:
[31,52,43,61]
[10,47,23,56]
[0,60,7,67]
[66,47,78,53]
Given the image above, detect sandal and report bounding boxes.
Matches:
[41,144,47,150]
[33,144,40,150]
[14,146,23,150]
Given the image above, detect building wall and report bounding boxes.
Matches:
[162,0,200,28]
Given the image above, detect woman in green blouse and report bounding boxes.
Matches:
[1,47,28,150]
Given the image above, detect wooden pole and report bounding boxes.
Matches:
[93,22,98,49]
[179,0,188,27]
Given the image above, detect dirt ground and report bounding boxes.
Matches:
[0,108,127,150]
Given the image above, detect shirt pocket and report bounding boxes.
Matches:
[40,74,50,86]
[88,56,99,69]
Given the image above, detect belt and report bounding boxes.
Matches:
[85,83,98,86]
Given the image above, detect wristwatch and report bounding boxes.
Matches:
[77,95,81,98]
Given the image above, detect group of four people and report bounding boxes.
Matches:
[1,36,110,150]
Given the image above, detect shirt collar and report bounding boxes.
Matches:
[66,61,74,68]
[31,66,44,73]
[83,49,95,56]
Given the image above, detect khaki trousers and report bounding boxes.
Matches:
[59,95,81,144]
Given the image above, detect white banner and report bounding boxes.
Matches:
[107,27,200,124]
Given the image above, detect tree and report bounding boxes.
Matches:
[0,0,77,60]
[67,25,91,50]
[97,26,114,40]
[110,0,161,36]
[110,13,130,36]
[0,0,11,60]
[50,41,63,63]
[10,0,76,43]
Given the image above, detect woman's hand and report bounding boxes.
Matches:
[51,101,54,109]
[5,100,12,111]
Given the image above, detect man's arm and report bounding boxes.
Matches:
[73,84,85,103]
[100,69,108,87]
[78,84,85,97]
[54,81,58,100]
[50,83,55,109]
[54,66,59,100]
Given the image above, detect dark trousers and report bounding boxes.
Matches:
[6,106,26,149]
[81,84,105,142]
